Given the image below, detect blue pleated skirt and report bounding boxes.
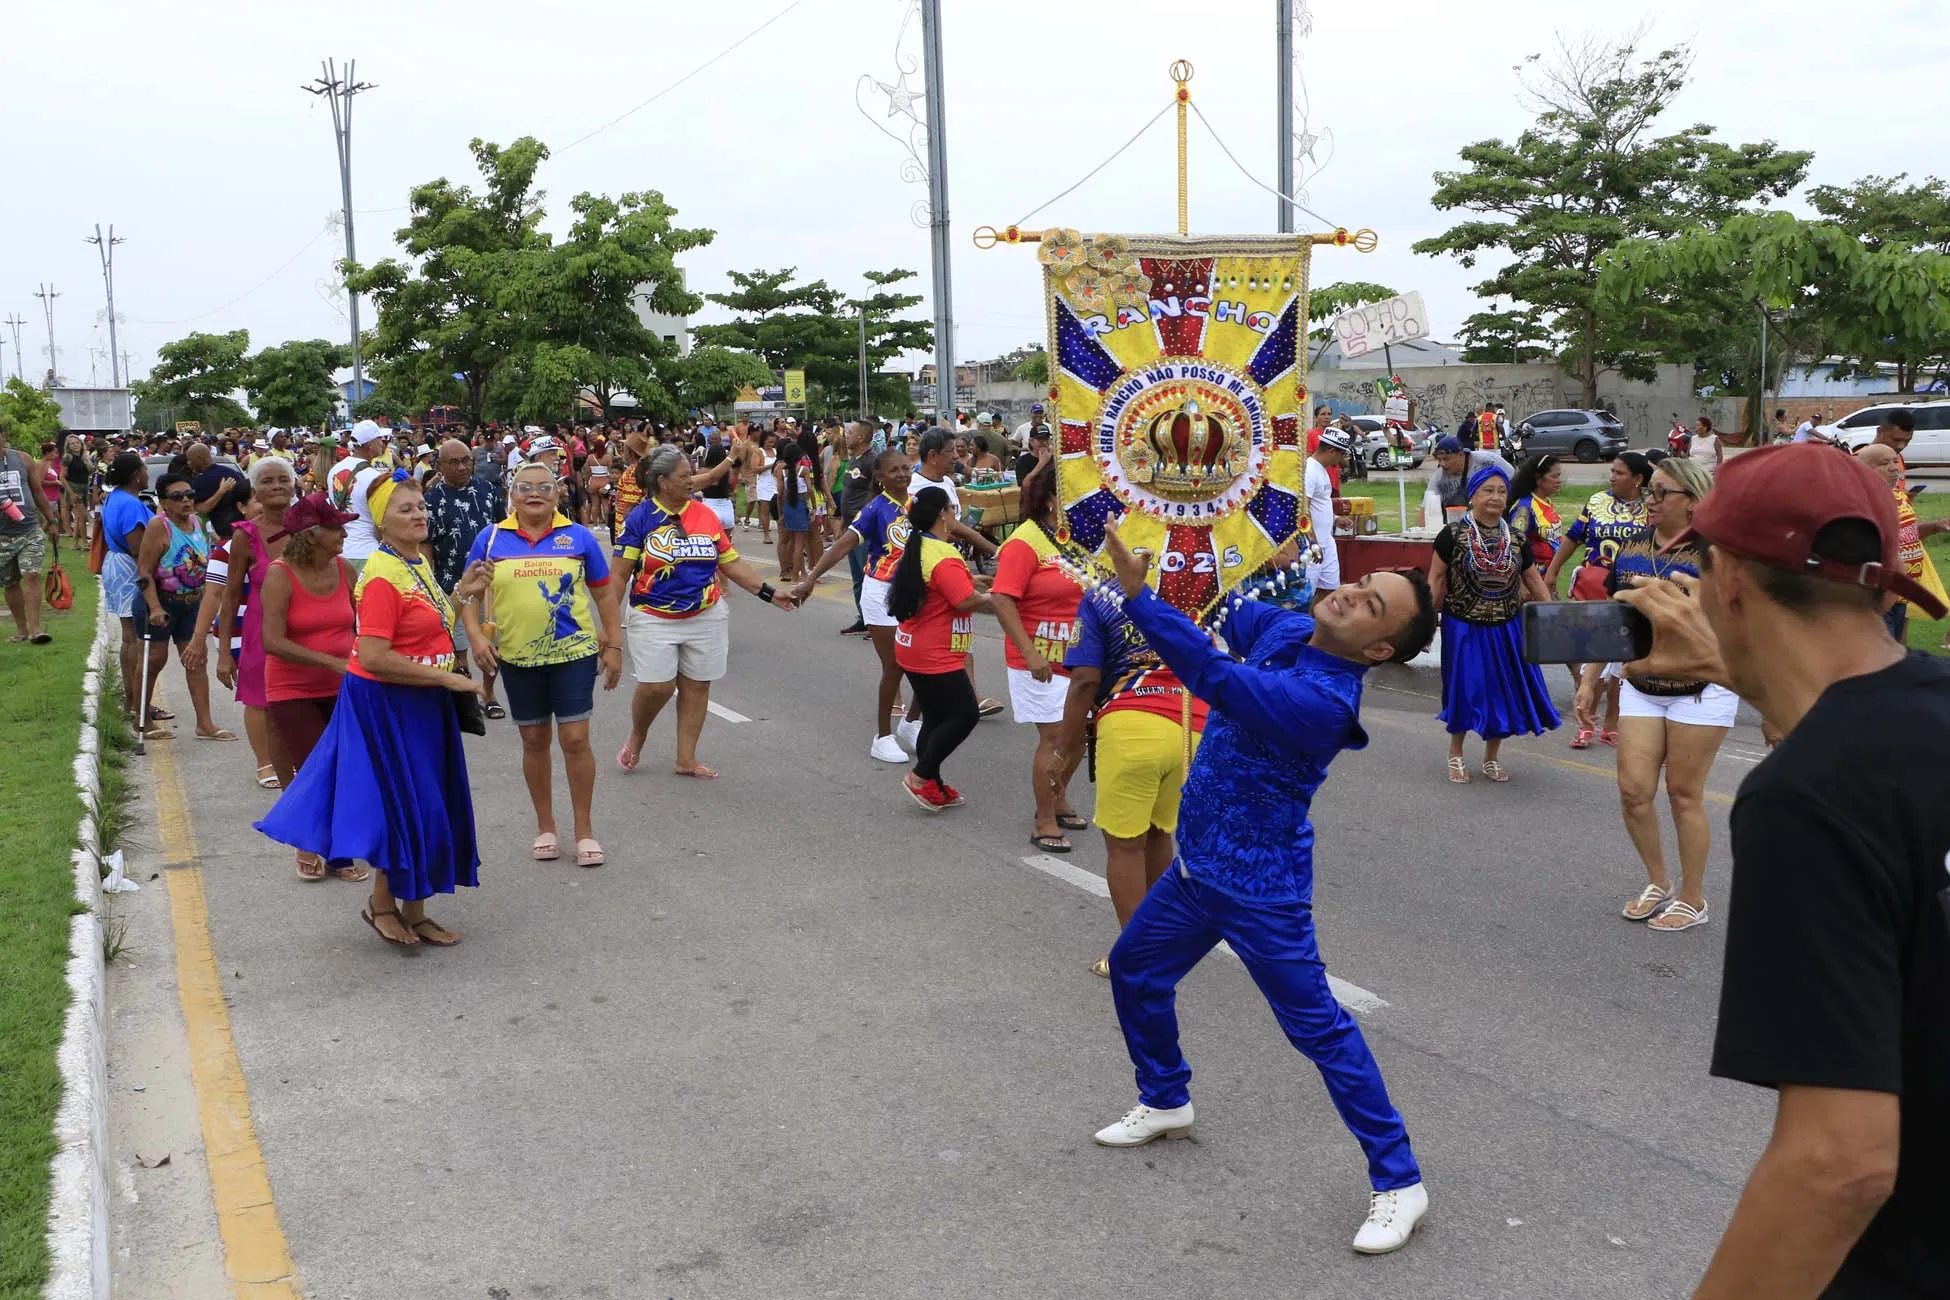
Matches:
[1437,616,1562,740]
[254,673,480,902]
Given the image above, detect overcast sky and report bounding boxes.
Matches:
[3,0,1943,392]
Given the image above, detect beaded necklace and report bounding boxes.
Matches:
[1463,512,1514,573]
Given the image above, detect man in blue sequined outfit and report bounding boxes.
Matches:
[1090,521,1440,1255]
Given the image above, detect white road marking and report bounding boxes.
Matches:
[1018,856,1390,1014]
[707,702,752,724]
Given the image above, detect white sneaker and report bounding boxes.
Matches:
[895,718,922,755]
[869,733,907,764]
[1092,1102,1194,1147]
[1351,1182,1428,1254]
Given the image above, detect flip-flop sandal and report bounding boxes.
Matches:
[575,838,606,868]
[484,701,506,720]
[673,765,718,780]
[29,632,52,645]
[1091,956,1111,979]
[327,862,371,883]
[196,729,239,741]
[616,745,640,774]
[1481,760,1510,783]
[1446,757,1470,784]
[1568,729,1594,750]
[1622,884,1672,922]
[532,834,561,861]
[1055,812,1088,831]
[5,633,24,643]
[256,765,282,789]
[142,726,174,742]
[296,853,327,882]
[1648,900,1709,932]
[410,917,461,947]
[148,706,175,721]
[1599,729,1619,747]
[977,698,1005,717]
[1030,833,1073,853]
[362,905,418,946]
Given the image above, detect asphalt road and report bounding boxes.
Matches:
[127,536,1776,1300]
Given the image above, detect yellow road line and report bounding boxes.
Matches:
[150,700,302,1300]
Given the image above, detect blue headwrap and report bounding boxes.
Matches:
[1465,462,1511,503]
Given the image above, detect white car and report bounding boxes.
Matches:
[1821,400,1950,465]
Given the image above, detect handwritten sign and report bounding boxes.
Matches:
[1331,292,1430,360]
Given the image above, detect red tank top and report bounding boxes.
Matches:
[264,558,356,703]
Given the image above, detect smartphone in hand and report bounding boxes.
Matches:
[1522,601,1653,665]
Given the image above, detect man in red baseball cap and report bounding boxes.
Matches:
[1615,442,1948,1299]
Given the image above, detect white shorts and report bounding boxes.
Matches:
[624,601,729,683]
[1617,679,1739,728]
[704,497,736,532]
[753,474,778,503]
[860,576,896,628]
[1008,666,1069,724]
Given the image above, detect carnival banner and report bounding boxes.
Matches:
[1040,230,1314,617]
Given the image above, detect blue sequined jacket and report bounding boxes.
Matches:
[1123,588,1369,905]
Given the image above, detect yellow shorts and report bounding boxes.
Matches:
[1093,708,1199,840]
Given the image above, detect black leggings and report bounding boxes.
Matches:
[904,667,978,782]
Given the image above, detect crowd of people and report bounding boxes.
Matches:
[24,392,1941,1292]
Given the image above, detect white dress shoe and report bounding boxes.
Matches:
[895,718,922,754]
[869,733,908,764]
[1351,1181,1428,1254]
[1092,1102,1194,1147]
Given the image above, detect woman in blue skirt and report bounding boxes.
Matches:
[256,470,493,947]
[1428,464,1559,783]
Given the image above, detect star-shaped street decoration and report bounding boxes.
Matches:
[1295,130,1319,161]
[877,78,922,121]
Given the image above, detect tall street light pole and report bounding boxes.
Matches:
[34,284,60,386]
[919,0,955,428]
[303,59,374,411]
[85,224,126,387]
[1276,0,1296,234]
[1,314,24,382]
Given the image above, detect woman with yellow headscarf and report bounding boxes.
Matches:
[255,469,495,948]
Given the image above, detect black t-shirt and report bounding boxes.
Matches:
[837,458,876,524]
[1711,652,1950,1297]
[191,463,249,538]
[699,443,733,500]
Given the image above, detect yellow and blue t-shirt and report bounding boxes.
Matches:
[615,499,739,619]
[467,513,612,666]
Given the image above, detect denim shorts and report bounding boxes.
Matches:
[498,655,598,727]
[134,594,204,645]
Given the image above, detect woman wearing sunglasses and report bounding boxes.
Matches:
[134,473,234,742]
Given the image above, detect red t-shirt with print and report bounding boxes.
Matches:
[348,557,454,681]
[894,538,976,674]
[989,520,1081,673]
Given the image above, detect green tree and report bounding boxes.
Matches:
[244,338,348,427]
[348,137,551,423]
[1598,211,1950,434]
[1306,281,1399,340]
[673,345,774,413]
[0,376,65,442]
[698,267,932,418]
[130,328,253,431]
[1808,173,1950,388]
[1011,347,1049,387]
[512,189,713,420]
[1455,307,1554,364]
[1413,34,1810,405]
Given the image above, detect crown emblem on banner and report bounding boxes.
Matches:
[1122,388,1248,497]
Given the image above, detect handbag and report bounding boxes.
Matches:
[45,548,73,611]
[86,516,106,575]
[385,549,487,736]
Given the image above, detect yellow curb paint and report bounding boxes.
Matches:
[150,706,303,1299]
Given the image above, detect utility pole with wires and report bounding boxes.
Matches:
[1,314,25,382]
[1276,0,1296,233]
[85,224,126,386]
[34,284,60,387]
[302,59,374,411]
[857,302,872,422]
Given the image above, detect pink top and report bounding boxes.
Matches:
[264,558,355,703]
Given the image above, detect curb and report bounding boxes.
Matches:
[44,581,116,1300]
